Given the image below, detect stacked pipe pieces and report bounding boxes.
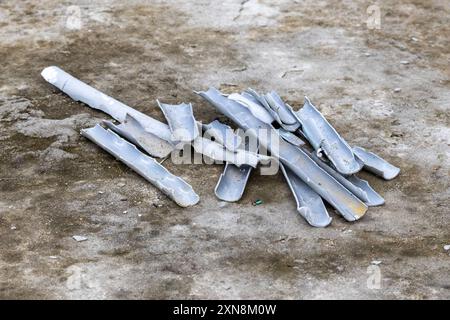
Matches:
[198,87,400,227]
[41,66,400,227]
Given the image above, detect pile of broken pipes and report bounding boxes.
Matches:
[41,66,400,228]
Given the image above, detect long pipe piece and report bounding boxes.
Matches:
[102,113,174,158]
[295,97,362,175]
[41,66,173,143]
[309,152,384,206]
[81,124,199,207]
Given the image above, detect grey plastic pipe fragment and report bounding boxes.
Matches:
[157,100,199,142]
[295,96,361,175]
[245,89,299,131]
[245,88,272,110]
[81,124,199,207]
[276,128,305,147]
[280,164,332,227]
[309,152,368,202]
[228,93,274,124]
[240,91,264,105]
[278,120,300,132]
[41,66,173,143]
[202,120,242,152]
[102,113,175,158]
[214,164,252,202]
[353,146,400,180]
[214,137,258,202]
[192,136,268,168]
[197,87,368,221]
[264,91,299,126]
[347,175,385,206]
[245,88,284,124]
[309,152,384,206]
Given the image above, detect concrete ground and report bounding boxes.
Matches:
[0,0,449,299]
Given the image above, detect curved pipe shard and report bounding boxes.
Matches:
[192,137,268,168]
[102,114,175,158]
[280,164,332,227]
[276,128,305,147]
[157,100,199,142]
[245,88,300,132]
[214,138,258,202]
[215,163,253,202]
[245,88,284,125]
[353,146,400,180]
[242,88,300,132]
[309,152,384,206]
[81,124,199,207]
[202,120,242,152]
[264,91,299,126]
[347,175,385,207]
[228,93,274,124]
[296,97,361,175]
[41,66,173,142]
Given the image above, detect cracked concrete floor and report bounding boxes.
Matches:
[0,0,449,299]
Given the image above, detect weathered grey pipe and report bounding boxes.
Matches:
[296,97,362,175]
[228,93,274,124]
[215,163,253,202]
[214,138,257,202]
[280,164,332,227]
[81,124,199,207]
[244,88,299,132]
[264,91,299,126]
[309,152,384,206]
[102,113,175,158]
[192,137,268,168]
[245,88,283,125]
[197,88,368,221]
[202,120,242,152]
[276,128,305,147]
[41,66,173,142]
[347,175,385,206]
[157,100,199,142]
[353,146,400,180]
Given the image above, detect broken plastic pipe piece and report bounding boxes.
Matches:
[102,113,175,158]
[244,88,284,125]
[215,163,253,202]
[295,97,362,175]
[245,88,300,132]
[347,175,385,207]
[353,146,400,180]
[192,136,267,168]
[81,124,199,207]
[276,128,305,147]
[244,88,272,111]
[214,137,258,202]
[41,66,173,143]
[309,152,384,206]
[264,91,299,126]
[202,120,242,152]
[280,163,332,227]
[228,93,274,124]
[157,100,199,142]
[197,87,368,221]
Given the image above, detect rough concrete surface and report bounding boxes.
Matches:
[0,0,449,299]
